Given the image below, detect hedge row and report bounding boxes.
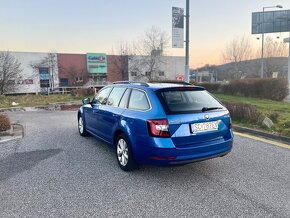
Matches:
[222,102,262,123]
[70,88,96,98]
[198,78,289,101]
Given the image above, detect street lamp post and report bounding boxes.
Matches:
[260,5,283,78]
[185,0,190,82]
[284,35,290,91]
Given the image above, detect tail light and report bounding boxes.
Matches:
[229,118,232,129]
[147,119,170,138]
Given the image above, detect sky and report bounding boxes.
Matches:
[0,0,290,68]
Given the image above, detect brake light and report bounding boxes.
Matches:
[147,119,170,137]
[229,118,232,129]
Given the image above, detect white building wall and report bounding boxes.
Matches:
[128,55,185,81]
[0,51,59,94]
[160,56,185,80]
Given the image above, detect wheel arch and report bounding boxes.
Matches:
[113,129,125,147]
[77,110,81,121]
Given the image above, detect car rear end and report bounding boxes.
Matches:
[135,85,233,165]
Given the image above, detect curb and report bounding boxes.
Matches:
[233,125,290,145]
[0,102,82,112]
[0,123,24,143]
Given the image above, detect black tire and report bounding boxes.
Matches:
[78,115,89,136]
[115,134,137,171]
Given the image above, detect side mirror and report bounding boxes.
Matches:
[82,98,91,105]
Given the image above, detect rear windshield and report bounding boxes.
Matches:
[156,89,224,114]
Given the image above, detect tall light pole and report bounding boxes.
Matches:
[261,5,283,78]
[284,34,290,91]
[185,0,190,82]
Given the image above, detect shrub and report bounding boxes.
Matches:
[281,128,290,137]
[268,112,279,123]
[60,104,82,111]
[223,102,263,123]
[221,78,288,101]
[281,120,290,128]
[0,114,11,132]
[70,88,95,98]
[198,82,221,93]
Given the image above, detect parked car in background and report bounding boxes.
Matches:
[78,81,233,171]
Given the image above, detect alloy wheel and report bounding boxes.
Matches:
[78,117,84,134]
[117,138,129,166]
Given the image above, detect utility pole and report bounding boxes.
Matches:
[185,0,190,82]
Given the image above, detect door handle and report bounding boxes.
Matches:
[93,110,98,113]
[113,114,119,117]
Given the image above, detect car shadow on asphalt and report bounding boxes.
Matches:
[0,148,63,181]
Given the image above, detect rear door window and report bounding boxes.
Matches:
[128,89,150,111]
[119,88,131,108]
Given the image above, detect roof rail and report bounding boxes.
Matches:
[112,81,149,87]
[149,80,192,85]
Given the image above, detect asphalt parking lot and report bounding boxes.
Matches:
[1,111,290,217]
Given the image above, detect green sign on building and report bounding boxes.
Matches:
[86,53,107,74]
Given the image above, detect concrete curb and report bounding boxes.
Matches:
[233,125,290,145]
[0,102,82,112]
[0,123,24,143]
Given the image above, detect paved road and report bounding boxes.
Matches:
[0,111,290,218]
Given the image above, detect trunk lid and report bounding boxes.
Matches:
[167,110,231,147]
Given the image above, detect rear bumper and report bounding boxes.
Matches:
[134,138,233,166]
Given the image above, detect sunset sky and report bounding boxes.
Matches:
[1,0,290,68]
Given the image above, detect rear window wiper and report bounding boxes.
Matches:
[201,107,223,112]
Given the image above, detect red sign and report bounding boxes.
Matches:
[23,79,34,84]
[175,74,184,81]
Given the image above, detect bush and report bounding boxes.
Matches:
[60,104,82,111]
[0,114,11,132]
[281,128,290,136]
[268,112,279,123]
[198,82,222,93]
[221,78,288,101]
[70,88,95,98]
[223,102,263,123]
[281,120,290,128]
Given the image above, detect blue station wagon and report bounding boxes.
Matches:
[78,81,233,171]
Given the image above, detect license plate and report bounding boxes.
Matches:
[191,120,219,133]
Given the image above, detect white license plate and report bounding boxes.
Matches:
[191,121,219,133]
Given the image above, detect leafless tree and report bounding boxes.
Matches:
[30,52,57,91]
[132,26,170,81]
[66,66,89,86]
[222,36,253,77]
[264,36,288,58]
[0,51,22,95]
[263,36,288,77]
[110,41,130,81]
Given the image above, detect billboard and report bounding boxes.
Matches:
[172,7,184,48]
[86,53,107,74]
[252,10,290,34]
